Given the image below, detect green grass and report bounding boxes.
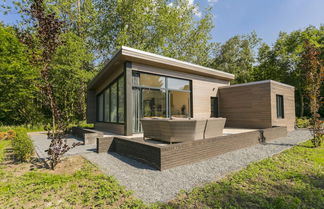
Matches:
[0,140,11,163]
[0,132,323,208]
[0,124,44,133]
[157,140,324,209]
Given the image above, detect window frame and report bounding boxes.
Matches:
[96,73,125,124]
[132,71,193,118]
[276,94,284,119]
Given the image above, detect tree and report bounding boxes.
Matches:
[21,0,81,169]
[302,41,323,147]
[93,0,214,65]
[210,32,261,83]
[254,26,324,117]
[50,32,94,124]
[0,24,38,125]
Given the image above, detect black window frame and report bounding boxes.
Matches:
[276,94,284,119]
[132,71,193,118]
[210,97,219,117]
[96,73,125,124]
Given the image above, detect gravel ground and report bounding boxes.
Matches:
[30,129,311,203]
[29,132,96,159]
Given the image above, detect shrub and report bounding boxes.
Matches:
[296,117,310,128]
[6,130,16,140]
[0,132,7,140]
[11,128,34,161]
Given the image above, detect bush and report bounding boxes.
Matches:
[0,130,16,140]
[296,117,311,128]
[11,128,34,161]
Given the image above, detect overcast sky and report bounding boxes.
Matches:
[1,0,323,45]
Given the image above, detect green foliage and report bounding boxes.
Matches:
[210,32,261,83]
[93,0,214,65]
[0,24,38,125]
[253,25,324,117]
[0,157,147,208]
[11,128,34,161]
[296,117,311,128]
[0,140,11,162]
[49,32,95,124]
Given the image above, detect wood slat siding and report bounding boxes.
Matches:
[131,62,230,118]
[94,122,124,135]
[97,126,287,170]
[270,83,295,131]
[219,82,272,129]
[219,81,295,131]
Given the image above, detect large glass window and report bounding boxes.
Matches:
[118,76,125,123]
[143,89,166,118]
[110,82,118,122]
[276,95,284,118]
[96,74,125,123]
[104,89,110,122]
[133,72,165,88]
[132,71,192,133]
[169,91,190,118]
[167,77,190,90]
[97,94,104,121]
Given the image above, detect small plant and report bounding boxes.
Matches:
[45,132,81,169]
[0,130,16,140]
[6,130,16,140]
[11,128,34,161]
[0,132,7,140]
[296,117,311,128]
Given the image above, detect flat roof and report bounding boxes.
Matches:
[88,46,235,89]
[219,80,295,89]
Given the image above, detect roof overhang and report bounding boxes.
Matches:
[88,46,235,90]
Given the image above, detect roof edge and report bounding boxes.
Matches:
[120,46,235,80]
[219,80,295,89]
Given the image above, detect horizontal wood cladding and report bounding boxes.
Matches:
[97,126,287,170]
[131,62,230,118]
[270,83,295,131]
[94,122,124,135]
[219,82,272,129]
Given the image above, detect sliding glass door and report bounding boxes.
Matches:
[132,71,191,133]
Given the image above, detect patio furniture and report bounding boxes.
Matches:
[141,117,226,143]
[204,118,226,139]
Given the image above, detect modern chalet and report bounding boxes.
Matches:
[87,46,295,136]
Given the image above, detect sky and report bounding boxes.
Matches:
[0,0,323,45]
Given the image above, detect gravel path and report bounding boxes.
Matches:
[30,129,311,203]
[29,132,96,159]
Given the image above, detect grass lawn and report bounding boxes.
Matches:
[0,137,323,208]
